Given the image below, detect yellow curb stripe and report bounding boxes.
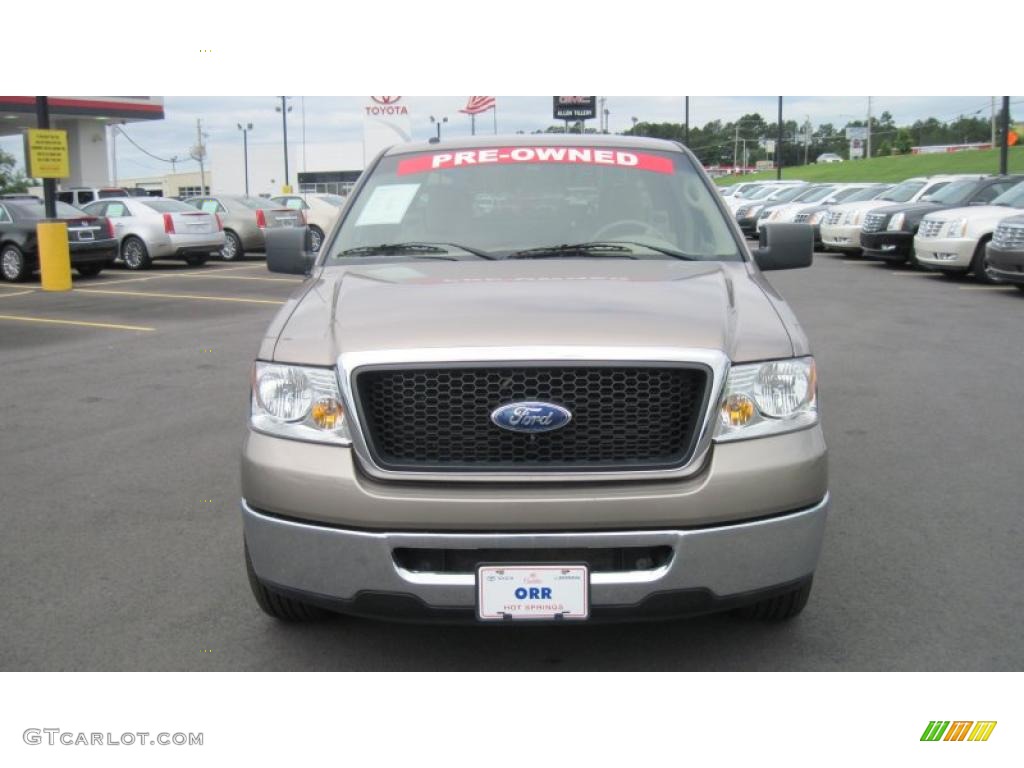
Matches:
[0,314,155,331]
[0,290,35,298]
[74,288,285,305]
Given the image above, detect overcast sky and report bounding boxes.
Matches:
[2,95,1016,178]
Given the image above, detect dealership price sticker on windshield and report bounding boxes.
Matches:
[397,147,674,175]
[477,565,589,621]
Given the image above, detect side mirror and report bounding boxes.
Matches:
[754,223,814,271]
[265,227,316,275]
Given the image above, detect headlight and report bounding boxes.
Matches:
[746,205,763,218]
[808,211,823,225]
[945,219,967,238]
[845,211,863,225]
[250,362,351,445]
[714,357,818,442]
[886,212,905,231]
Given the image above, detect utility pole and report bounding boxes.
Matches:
[684,96,690,145]
[991,96,996,146]
[1000,96,1010,175]
[804,114,811,166]
[776,96,783,180]
[110,124,118,187]
[280,96,290,188]
[868,97,876,160]
[193,118,207,195]
[734,122,740,172]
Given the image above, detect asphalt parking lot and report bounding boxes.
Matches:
[1,252,1022,671]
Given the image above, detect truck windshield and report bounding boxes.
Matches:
[992,181,1024,207]
[841,185,890,203]
[877,180,926,203]
[326,146,742,262]
[924,179,978,205]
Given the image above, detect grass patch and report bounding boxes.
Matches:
[714,147,1024,185]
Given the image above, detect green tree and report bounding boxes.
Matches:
[0,149,32,194]
[894,128,913,155]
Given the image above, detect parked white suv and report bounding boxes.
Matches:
[819,176,981,253]
[915,179,1024,283]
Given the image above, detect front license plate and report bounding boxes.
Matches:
[477,564,589,621]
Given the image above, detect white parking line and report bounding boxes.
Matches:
[0,290,35,298]
[957,285,1017,291]
[74,288,286,305]
[892,271,945,277]
[0,314,154,331]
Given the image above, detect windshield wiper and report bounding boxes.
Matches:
[507,242,637,259]
[601,241,700,260]
[339,242,495,259]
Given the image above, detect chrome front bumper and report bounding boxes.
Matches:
[243,493,829,615]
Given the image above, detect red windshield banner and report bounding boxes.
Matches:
[396,147,675,176]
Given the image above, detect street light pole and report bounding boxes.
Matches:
[684,96,690,145]
[776,96,784,180]
[237,123,252,196]
[275,96,293,191]
[1000,96,1010,176]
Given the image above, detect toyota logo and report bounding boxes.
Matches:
[371,96,401,105]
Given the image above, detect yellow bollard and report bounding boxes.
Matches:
[37,221,72,291]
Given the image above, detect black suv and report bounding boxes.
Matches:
[861,175,1024,265]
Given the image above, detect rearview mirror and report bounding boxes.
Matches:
[265,227,316,275]
[753,223,814,271]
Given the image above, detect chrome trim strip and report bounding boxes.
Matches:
[335,346,730,483]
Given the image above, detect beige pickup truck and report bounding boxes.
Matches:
[244,135,829,624]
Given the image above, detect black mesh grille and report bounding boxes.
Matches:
[354,365,710,472]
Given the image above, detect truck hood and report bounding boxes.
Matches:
[920,204,1022,225]
[267,259,796,366]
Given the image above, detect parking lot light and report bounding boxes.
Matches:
[237,123,253,195]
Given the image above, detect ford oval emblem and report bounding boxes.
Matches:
[490,401,572,433]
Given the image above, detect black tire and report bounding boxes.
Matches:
[970,237,1000,284]
[121,236,152,270]
[75,263,104,277]
[734,577,813,621]
[308,226,325,253]
[245,542,330,622]
[185,255,208,267]
[1016,285,1024,293]
[1,243,30,282]
[220,230,244,261]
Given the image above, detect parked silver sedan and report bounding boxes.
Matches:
[81,197,224,270]
[184,195,300,261]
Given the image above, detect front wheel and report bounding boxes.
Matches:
[971,239,1001,284]
[1,244,30,282]
[245,542,330,622]
[220,231,244,261]
[734,577,813,621]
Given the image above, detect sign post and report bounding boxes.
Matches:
[27,97,71,292]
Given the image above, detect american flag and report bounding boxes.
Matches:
[459,96,496,115]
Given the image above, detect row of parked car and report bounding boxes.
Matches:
[719,175,1024,289]
[0,190,346,281]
